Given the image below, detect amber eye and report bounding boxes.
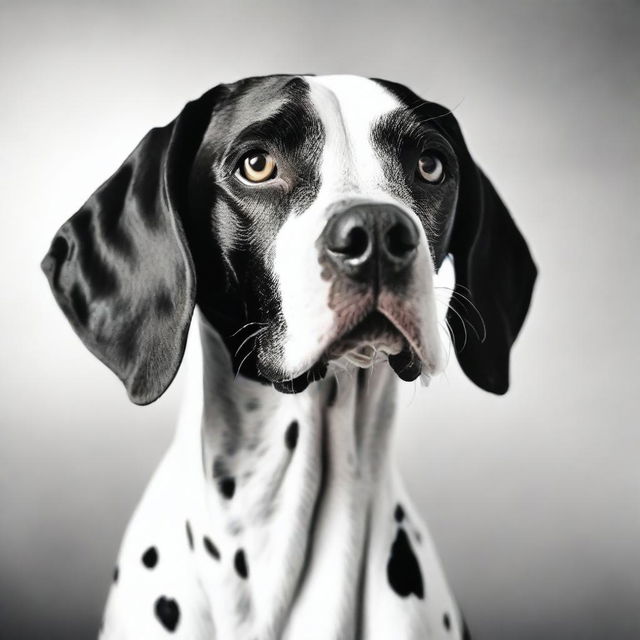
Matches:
[417,153,444,184]
[238,151,277,183]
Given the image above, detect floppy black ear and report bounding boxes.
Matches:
[41,86,226,405]
[371,79,537,394]
[441,115,537,394]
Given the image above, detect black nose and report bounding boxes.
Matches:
[322,204,419,280]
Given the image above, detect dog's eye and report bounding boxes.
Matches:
[417,153,444,184]
[238,151,277,183]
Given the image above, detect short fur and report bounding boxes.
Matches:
[42,74,536,639]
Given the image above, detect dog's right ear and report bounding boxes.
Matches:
[41,85,227,405]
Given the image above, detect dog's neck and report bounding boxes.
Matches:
[185,316,402,637]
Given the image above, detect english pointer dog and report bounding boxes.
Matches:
[42,74,537,640]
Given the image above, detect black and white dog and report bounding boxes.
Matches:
[42,75,536,640]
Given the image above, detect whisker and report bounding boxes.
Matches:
[230,321,267,338]
[435,286,487,343]
[405,96,466,122]
[448,292,486,342]
[434,296,459,352]
[235,344,257,381]
[234,326,268,358]
[448,297,482,342]
[446,303,469,352]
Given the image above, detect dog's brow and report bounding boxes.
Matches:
[376,108,437,145]
[224,101,314,161]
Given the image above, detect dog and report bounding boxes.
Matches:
[41,74,536,639]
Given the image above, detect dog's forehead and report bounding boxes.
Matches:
[205,74,404,155]
[302,75,407,199]
[304,74,403,137]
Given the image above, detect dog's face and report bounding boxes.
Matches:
[42,74,537,404]
[189,75,459,392]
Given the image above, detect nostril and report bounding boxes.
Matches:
[385,222,418,258]
[330,226,370,260]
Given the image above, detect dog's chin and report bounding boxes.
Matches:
[272,311,426,394]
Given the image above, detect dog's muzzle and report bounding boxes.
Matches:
[322,203,419,282]
[313,203,427,382]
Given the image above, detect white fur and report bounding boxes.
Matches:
[101,317,466,639]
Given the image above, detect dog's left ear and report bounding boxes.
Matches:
[436,109,538,394]
[41,85,227,405]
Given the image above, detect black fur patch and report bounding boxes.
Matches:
[394,504,405,523]
[219,476,236,499]
[142,546,158,568]
[326,376,338,407]
[234,549,249,579]
[272,360,327,394]
[113,566,119,583]
[443,612,451,630]
[187,75,325,390]
[284,420,299,450]
[386,528,424,599]
[186,521,194,550]
[203,536,220,560]
[154,596,180,632]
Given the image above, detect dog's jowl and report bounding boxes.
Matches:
[42,74,536,639]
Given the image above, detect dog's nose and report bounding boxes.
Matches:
[323,204,419,280]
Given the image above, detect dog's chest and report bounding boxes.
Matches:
[101,339,465,640]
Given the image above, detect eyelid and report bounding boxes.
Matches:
[419,149,447,170]
[415,135,456,176]
[220,140,271,174]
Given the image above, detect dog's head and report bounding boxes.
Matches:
[42,75,536,404]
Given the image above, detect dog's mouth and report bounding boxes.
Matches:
[271,296,430,394]
[327,312,403,364]
[325,310,424,382]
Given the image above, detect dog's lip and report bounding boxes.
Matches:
[272,306,426,392]
[325,298,430,383]
[326,312,405,362]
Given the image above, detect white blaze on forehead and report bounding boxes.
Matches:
[305,75,402,198]
[274,76,403,376]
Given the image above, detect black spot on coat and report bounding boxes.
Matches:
[443,612,451,630]
[387,528,424,599]
[285,420,299,450]
[203,536,220,560]
[154,596,180,632]
[113,566,119,583]
[326,377,338,406]
[219,477,236,499]
[394,504,405,523]
[186,521,194,550]
[234,549,249,579]
[142,546,158,568]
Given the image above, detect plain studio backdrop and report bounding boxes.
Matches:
[1,1,638,638]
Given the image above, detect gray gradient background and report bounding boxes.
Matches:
[1,0,639,638]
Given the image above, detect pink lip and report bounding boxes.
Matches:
[377,291,427,362]
[324,289,426,366]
